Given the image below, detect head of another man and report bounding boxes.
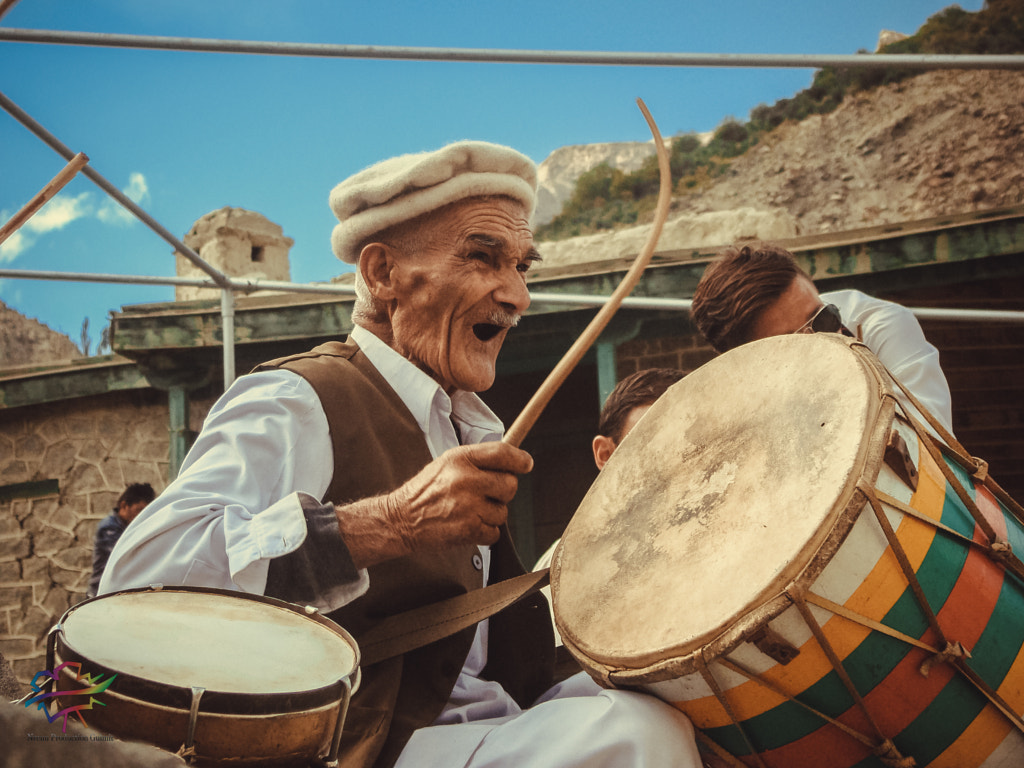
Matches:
[592,368,686,470]
[690,241,849,353]
[330,142,542,394]
[116,482,155,524]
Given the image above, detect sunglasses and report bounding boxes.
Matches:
[794,303,843,335]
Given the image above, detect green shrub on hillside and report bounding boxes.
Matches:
[535,0,1023,242]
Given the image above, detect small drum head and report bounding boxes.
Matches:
[553,334,884,673]
[61,587,358,695]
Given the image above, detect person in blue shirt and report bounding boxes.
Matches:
[87,482,155,598]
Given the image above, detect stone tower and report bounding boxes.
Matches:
[176,207,294,301]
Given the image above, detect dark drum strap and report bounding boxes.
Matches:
[356,568,550,666]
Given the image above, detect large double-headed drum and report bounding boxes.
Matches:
[49,586,360,766]
[553,333,1024,767]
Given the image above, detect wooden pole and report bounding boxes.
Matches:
[0,0,22,23]
[0,152,89,247]
[502,99,672,448]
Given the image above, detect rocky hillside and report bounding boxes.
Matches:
[675,69,1023,231]
[536,68,1023,268]
[536,139,707,226]
[0,300,81,368]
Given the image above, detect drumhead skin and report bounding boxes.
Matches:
[60,587,358,696]
[554,334,884,673]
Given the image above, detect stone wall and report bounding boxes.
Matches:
[177,207,294,302]
[0,389,177,684]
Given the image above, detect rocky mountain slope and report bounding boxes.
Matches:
[536,68,1023,268]
[0,300,81,368]
[536,139,713,226]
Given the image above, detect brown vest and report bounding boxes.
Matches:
[256,340,554,768]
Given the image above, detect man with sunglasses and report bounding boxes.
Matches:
[690,241,953,435]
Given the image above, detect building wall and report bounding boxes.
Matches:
[615,331,716,379]
[0,389,214,684]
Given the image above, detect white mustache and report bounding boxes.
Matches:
[485,310,521,328]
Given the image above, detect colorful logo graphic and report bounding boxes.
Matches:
[24,661,117,732]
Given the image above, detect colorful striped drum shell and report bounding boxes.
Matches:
[552,333,1024,768]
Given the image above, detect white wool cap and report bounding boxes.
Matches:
[329,140,538,264]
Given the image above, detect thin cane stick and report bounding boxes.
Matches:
[503,99,672,448]
[0,152,90,247]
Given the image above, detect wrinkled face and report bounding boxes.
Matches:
[388,197,538,393]
[748,275,822,341]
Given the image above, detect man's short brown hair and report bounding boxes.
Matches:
[118,483,155,509]
[691,242,804,353]
[597,368,686,443]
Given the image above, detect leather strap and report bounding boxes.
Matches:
[356,568,550,666]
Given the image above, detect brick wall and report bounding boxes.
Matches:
[614,331,717,379]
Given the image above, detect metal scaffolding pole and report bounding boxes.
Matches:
[220,289,236,387]
[3,29,1024,395]
[0,90,229,290]
[0,267,356,294]
[0,89,247,384]
[1,28,1023,70]
[3,268,1024,324]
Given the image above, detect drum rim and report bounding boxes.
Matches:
[54,585,360,714]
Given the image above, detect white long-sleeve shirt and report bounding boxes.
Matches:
[823,289,954,436]
[101,324,520,724]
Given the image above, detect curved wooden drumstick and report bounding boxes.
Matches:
[503,98,673,448]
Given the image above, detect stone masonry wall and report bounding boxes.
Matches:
[0,389,173,684]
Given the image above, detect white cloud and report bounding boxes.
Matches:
[25,192,93,233]
[98,172,150,225]
[0,172,150,261]
[0,229,28,263]
[1,193,92,262]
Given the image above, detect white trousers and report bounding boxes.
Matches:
[394,673,703,768]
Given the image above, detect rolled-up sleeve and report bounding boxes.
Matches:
[100,371,368,609]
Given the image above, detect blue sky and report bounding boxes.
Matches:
[0,0,983,350]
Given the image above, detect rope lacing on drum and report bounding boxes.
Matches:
[873,738,917,768]
[884,362,1024,582]
[919,640,971,678]
[176,744,197,762]
[989,538,1014,565]
[970,457,990,482]
[176,686,205,765]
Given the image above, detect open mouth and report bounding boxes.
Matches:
[473,323,504,342]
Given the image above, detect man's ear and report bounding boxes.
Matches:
[358,243,398,302]
[592,434,617,471]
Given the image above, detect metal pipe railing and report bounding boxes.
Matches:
[0,267,354,294]
[3,268,1024,323]
[1,28,1023,70]
[0,89,244,383]
[0,90,230,291]
[3,28,1024,396]
[219,290,236,387]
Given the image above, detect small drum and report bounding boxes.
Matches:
[49,586,360,766]
[553,333,1024,768]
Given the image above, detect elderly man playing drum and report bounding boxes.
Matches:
[102,142,701,768]
[690,241,954,436]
